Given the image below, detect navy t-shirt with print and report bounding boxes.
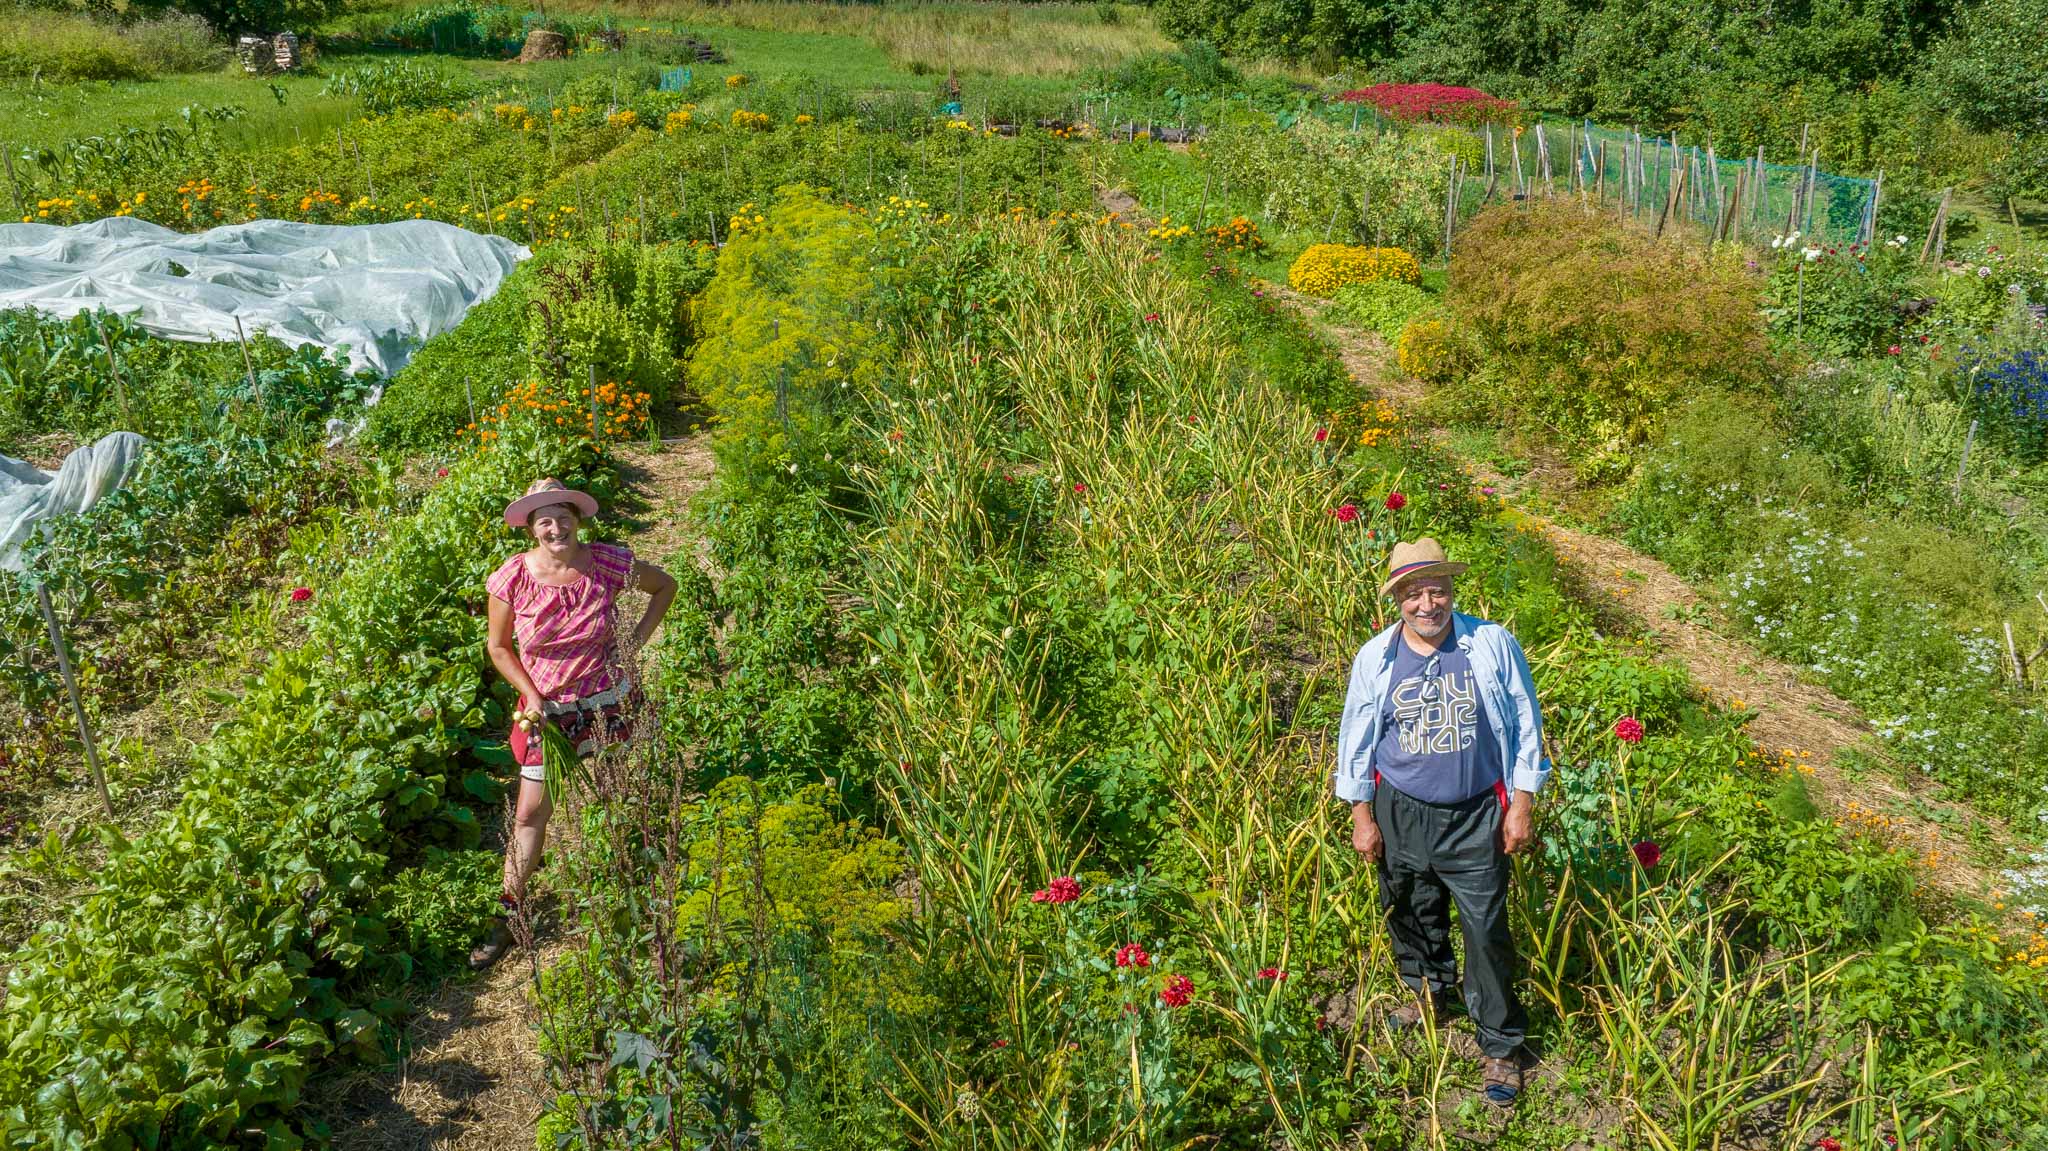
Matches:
[1373,635,1505,804]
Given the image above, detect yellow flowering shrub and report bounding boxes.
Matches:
[664,106,694,133]
[731,109,771,130]
[606,108,639,129]
[726,73,747,88]
[1395,314,1468,386]
[1287,243,1421,297]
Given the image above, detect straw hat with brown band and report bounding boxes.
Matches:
[503,477,599,528]
[1379,537,1469,599]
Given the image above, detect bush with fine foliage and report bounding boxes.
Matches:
[1332,279,1432,339]
[1445,202,1769,476]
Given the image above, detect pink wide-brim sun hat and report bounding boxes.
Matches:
[503,479,599,528]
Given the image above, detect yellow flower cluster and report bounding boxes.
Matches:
[728,201,768,237]
[945,119,975,132]
[1146,214,1194,243]
[795,113,814,126]
[1206,215,1264,253]
[27,195,77,221]
[731,109,771,130]
[664,105,696,133]
[1287,243,1421,297]
[1395,315,1458,384]
[296,188,341,215]
[1353,398,1400,447]
[493,102,528,124]
[607,108,639,129]
[725,73,747,88]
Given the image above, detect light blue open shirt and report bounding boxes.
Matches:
[1333,610,1551,804]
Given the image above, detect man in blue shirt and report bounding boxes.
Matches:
[1334,538,1551,1107]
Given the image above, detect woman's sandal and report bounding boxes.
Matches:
[468,895,520,970]
[1482,1055,1523,1107]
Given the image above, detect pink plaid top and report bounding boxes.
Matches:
[486,542,636,703]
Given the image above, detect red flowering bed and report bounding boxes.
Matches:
[1338,83,1519,126]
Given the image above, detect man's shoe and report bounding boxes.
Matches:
[1482,1055,1523,1107]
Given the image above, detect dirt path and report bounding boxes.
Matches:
[1273,284,2017,903]
[310,437,716,1150]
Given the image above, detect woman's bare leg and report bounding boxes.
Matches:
[505,778,553,902]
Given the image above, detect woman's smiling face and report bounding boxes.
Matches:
[528,505,581,553]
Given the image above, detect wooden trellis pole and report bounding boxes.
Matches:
[36,583,114,821]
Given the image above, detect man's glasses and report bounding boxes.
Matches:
[1418,654,1442,703]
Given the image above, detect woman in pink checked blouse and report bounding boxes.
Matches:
[470,477,677,969]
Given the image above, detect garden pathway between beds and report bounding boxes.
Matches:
[310,435,716,1151]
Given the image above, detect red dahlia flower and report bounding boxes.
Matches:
[1314,426,1329,444]
[1031,876,1080,904]
[1384,491,1407,511]
[1613,716,1644,744]
[1632,840,1662,869]
[289,587,313,603]
[1331,503,1360,523]
[1257,967,1286,980]
[1114,942,1152,968]
[1159,973,1193,1007]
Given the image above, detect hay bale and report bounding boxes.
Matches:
[518,29,568,63]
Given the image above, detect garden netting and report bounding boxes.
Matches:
[0,217,529,376]
[0,431,145,571]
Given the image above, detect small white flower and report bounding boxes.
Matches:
[1803,246,1823,262]
[868,654,881,666]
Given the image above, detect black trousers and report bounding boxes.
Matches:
[1374,783,1527,1059]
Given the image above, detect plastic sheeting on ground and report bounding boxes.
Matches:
[0,432,147,572]
[0,217,529,377]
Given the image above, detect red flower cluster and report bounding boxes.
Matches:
[1257,967,1287,980]
[1073,481,1088,495]
[1336,83,1519,126]
[1314,426,1329,444]
[1613,716,1645,744]
[1159,973,1193,1007]
[1115,942,1152,969]
[1632,840,1662,869]
[1031,876,1082,904]
[1331,503,1360,523]
[289,586,313,603]
[1384,491,1407,511]
[1815,1138,1842,1151]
